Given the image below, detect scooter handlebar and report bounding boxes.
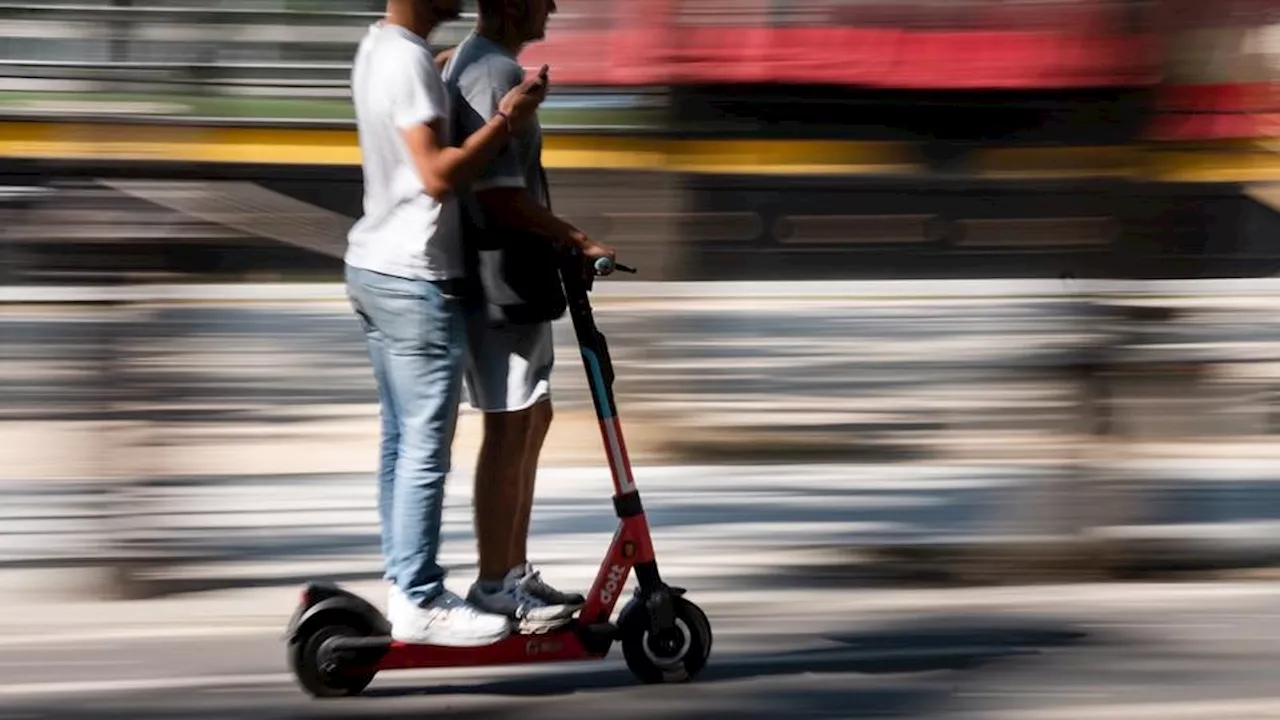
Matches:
[593,256,637,276]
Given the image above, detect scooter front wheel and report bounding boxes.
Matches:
[288,620,377,698]
[620,596,712,684]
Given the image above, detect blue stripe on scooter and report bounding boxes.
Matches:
[580,348,614,420]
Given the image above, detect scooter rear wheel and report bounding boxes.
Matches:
[621,596,712,684]
[289,621,376,698]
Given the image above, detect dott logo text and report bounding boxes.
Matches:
[599,563,625,605]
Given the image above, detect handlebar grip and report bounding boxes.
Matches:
[593,257,636,276]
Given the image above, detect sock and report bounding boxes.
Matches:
[477,579,504,594]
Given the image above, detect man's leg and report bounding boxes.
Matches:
[499,324,582,606]
[347,267,510,646]
[371,342,402,584]
[473,408,534,583]
[509,397,553,568]
[463,319,580,630]
[345,266,399,584]
[509,395,584,607]
[384,334,460,606]
[371,343,399,584]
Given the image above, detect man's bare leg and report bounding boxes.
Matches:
[505,398,584,607]
[468,401,578,630]
[472,408,532,583]
[510,398,553,568]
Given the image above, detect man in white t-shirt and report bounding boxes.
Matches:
[343,0,550,648]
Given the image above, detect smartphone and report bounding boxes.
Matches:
[529,64,550,91]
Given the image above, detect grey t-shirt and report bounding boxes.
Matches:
[441,32,548,237]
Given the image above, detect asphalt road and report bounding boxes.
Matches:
[2,289,1280,717]
[1,582,1278,719]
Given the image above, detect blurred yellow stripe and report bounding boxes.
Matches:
[973,146,1142,179]
[0,122,921,174]
[974,141,1280,182]
[5,121,1280,181]
[1146,141,1280,182]
[0,122,361,165]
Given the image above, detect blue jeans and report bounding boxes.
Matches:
[345,265,466,607]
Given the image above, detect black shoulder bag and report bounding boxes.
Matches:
[465,164,568,327]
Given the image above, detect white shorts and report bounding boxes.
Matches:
[463,314,554,413]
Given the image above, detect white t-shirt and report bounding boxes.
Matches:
[345,22,463,281]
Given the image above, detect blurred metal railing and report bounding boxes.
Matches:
[0,1,661,129]
[0,1,476,117]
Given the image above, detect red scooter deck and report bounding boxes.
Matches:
[375,626,606,671]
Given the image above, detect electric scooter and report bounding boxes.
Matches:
[285,255,713,698]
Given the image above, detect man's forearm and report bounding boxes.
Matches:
[408,115,512,199]
[436,116,513,189]
[479,188,587,250]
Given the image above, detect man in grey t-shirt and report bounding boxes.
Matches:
[441,0,615,634]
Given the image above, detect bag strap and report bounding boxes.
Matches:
[538,162,551,213]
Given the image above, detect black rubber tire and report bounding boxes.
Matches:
[621,596,712,684]
[288,622,376,698]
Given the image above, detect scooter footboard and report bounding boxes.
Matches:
[336,623,614,672]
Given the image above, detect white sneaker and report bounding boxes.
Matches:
[387,582,403,613]
[388,588,512,647]
[467,565,579,635]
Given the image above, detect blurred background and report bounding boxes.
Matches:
[3,1,1280,718]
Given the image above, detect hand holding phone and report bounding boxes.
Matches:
[530,64,550,92]
[498,64,551,129]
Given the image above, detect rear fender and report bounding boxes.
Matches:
[285,583,389,641]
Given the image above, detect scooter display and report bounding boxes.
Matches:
[285,255,712,698]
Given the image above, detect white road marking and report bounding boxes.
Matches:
[0,673,296,698]
[0,662,624,699]
[0,625,283,648]
[0,645,1041,699]
[0,660,141,669]
[969,697,1280,720]
[0,580,1276,647]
